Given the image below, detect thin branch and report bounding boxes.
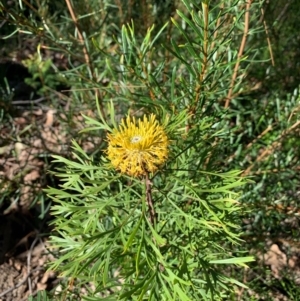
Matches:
[64,0,106,122]
[275,0,292,23]
[145,172,156,225]
[226,124,273,163]
[21,0,39,14]
[64,0,91,68]
[27,235,39,295]
[12,97,46,105]
[0,267,42,298]
[242,120,300,176]
[260,5,275,66]
[0,234,40,300]
[225,0,253,109]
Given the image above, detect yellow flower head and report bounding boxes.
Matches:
[106,114,169,177]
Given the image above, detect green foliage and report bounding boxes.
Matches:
[1,0,300,300]
[22,53,66,95]
[46,119,252,300]
[42,0,257,299]
[28,291,51,301]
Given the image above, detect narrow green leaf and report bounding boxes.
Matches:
[209,256,255,265]
[123,214,143,253]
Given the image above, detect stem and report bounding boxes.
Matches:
[225,0,253,108]
[260,5,275,66]
[145,172,156,225]
[64,0,106,121]
[187,2,209,132]
[64,0,91,69]
[199,2,209,87]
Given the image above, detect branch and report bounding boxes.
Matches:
[225,0,253,109]
[145,172,156,225]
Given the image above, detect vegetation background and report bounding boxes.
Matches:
[0,0,299,300]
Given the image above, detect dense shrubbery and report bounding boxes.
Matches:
[1,0,299,300]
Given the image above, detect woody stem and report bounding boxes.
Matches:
[145,172,156,225]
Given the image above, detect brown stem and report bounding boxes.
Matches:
[64,0,91,69]
[242,120,300,176]
[145,172,156,225]
[21,0,38,14]
[64,0,106,122]
[225,0,253,109]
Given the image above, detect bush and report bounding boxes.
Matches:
[1,0,300,300]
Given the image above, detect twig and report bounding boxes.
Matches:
[12,97,46,105]
[114,0,124,27]
[275,0,292,23]
[237,267,248,301]
[64,0,91,68]
[260,5,275,66]
[0,267,42,298]
[251,165,300,175]
[0,234,44,299]
[226,124,273,162]
[63,2,107,120]
[225,0,253,108]
[145,172,156,225]
[242,120,300,176]
[245,124,273,150]
[27,235,39,295]
[21,0,39,14]
[0,17,7,29]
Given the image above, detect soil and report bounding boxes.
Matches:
[0,57,64,300]
[0,57,95,300]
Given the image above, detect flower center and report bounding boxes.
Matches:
[130,135,142,143]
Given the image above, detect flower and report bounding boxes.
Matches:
[106,114,169,177]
